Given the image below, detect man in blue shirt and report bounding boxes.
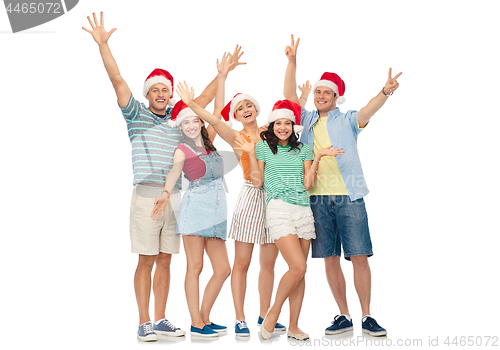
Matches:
[283,35,401,337]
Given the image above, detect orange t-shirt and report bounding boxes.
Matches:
[239,133,252,181]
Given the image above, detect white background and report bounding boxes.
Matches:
[1,0,499,349]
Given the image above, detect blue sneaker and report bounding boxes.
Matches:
[257,316,286,332]
[235,320,250,337]
[153,318,186,337]
[325,315,353,335]
[362,316,387,336]
[206,322,227,333]
[137,321,158,342]
[190,325,218,337]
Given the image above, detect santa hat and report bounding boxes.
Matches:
[168,100,196,128]
[143,68,176,106]
[267,99,303,133]
[221,93,260,126]
[312,72,346,104]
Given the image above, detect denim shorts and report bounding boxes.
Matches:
[309,195,372,260]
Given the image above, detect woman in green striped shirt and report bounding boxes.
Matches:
[235,99,343,340]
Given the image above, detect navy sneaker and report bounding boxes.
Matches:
[137,321,158,342]
[190,325,218,337]
[153,318,186,337]
[235,320,250,337]
[257,316,286,332]
[362,316,387,336]
[325,315,353,335]
[206,322,227,333]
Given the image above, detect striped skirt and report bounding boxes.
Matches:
[228,182,272,244]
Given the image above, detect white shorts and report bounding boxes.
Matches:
[265,198,316,242]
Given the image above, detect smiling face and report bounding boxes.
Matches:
[146,83,170,114]
[234,100,258,124]
[179,115,202,140]
[314,86,338,115]
[273,118,293,145]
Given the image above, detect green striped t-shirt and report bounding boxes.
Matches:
[255,141,313,206]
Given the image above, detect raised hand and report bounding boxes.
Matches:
[285,34,300,61]
[383,68,402,95]
[298,80,312,96]
[217,52,235,78]
[176,81,195,106]
[233,134,256,155]
[228,45,246,72]
[82,12,116,45]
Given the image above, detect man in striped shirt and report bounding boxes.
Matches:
[83,12,244,341]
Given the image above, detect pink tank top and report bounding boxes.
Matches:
[176,144,209,181]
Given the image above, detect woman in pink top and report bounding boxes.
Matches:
[176,53,312,336]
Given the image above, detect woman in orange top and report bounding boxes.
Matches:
[176,52,311,336]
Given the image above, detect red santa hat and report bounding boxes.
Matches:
[221,93,260,126]
[267,99,303,133]
[143,68,176,106]
[168,100,196,128]
[312,72,346,104]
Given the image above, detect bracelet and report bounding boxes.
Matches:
[381,87,393,96]
[300,97,307,101]
[159,189,170,197]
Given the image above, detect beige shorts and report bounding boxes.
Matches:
[129,184,181,255]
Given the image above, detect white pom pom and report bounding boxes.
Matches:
[336,96,345,104]
[167,119,177,128]
[294,125,304,133]
[168,98,176,106]
[225,120,233,128]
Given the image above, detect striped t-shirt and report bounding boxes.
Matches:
[255,140,314,206]
[120,95,182,188]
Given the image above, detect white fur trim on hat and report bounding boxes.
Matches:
[268,109,295,124]
[167,107,196,128]
[312,80,345,104]
[230,94,260,119]
[143,76,174,105]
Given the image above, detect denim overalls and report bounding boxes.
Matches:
[176,146,227,240]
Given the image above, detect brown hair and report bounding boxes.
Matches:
[179,117,218,154]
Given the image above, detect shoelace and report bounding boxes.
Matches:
[162,319,177,330]
[143,323,154,334]
[366,318,380,328]
[237,321,248,330]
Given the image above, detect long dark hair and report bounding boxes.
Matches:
[260,121,302,154]
[180,118,218,154]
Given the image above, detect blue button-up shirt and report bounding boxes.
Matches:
[300,107,369,201]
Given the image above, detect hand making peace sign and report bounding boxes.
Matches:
[285,34,300,61]
[383,68,402,95]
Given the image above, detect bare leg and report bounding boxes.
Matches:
[134,254,157,325]
[182,235,206,329]
[262,235,307,333]
[258,243,279,318]
[231,241,254,321]
[200,238,231,324]
[153,252,172,322]
[324,256,350,316]
[350,255,371,316]
[288,238,311,334]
